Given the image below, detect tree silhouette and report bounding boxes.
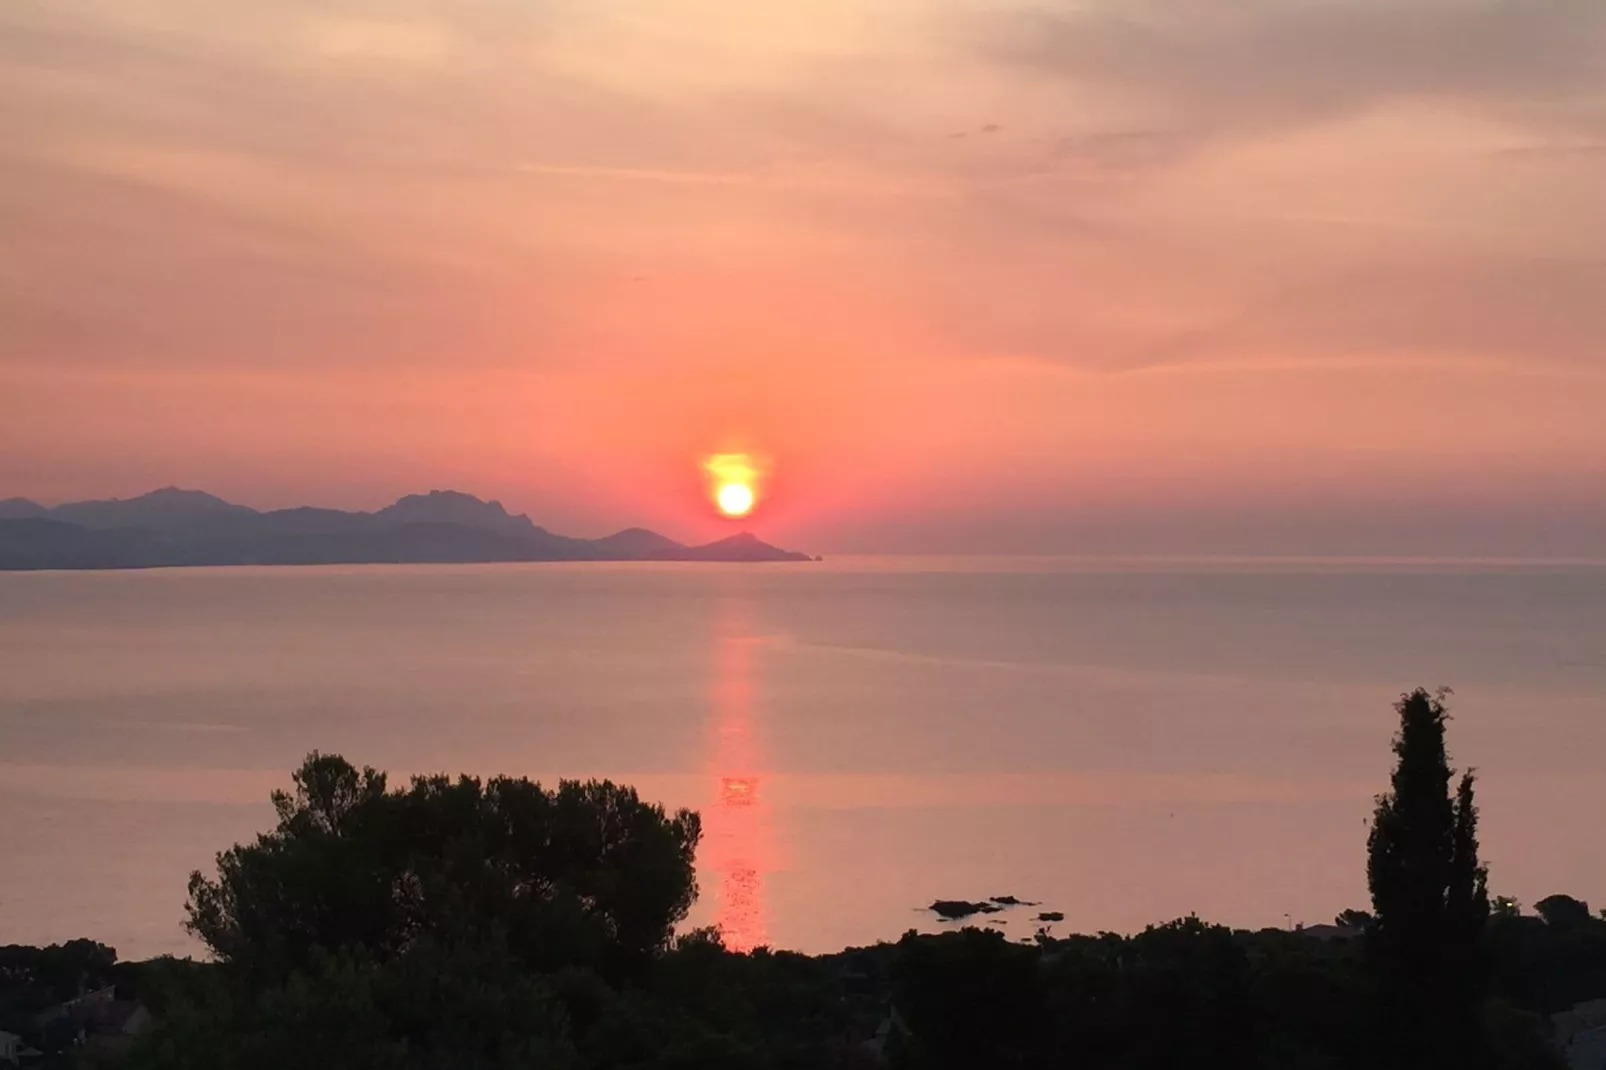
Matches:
[1534,895,1593,930]
[1334,908,1374,931]
[1365,688,1489,1066]
[186,752,701,982]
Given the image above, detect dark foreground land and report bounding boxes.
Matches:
[4,691,1603,1069]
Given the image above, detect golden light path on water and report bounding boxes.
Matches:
[705,593,772,951]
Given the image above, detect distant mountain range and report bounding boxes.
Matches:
[0,489,815,570]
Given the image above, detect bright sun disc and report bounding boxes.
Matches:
[717,482,755,517]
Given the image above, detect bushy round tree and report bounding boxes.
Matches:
[186,753,701,981]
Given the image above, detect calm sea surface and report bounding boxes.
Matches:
[2,558,1603,958]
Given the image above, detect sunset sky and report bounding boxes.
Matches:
[3,0,1604,553]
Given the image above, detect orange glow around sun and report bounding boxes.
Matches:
[706,453,760,518]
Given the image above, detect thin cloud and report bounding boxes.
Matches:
[302,16,462,68]
[1493,140,1606,158]
[1107,255,1606,375]
[513,162,754,185]
[1043,128,1194,175]
[989,0,1606,139]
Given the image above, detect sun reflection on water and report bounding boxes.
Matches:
[704,596,772,951]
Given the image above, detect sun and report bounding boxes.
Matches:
[717,481,755,518]
[705,453,763,518]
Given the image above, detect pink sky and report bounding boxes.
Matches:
[3,0,1604,553]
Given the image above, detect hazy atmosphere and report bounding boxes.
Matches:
[6,5,1606,1069]
[5,0,1606,553]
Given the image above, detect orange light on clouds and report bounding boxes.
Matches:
[705,453,762,519]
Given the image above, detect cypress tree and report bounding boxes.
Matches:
[1366,688,1489,1065]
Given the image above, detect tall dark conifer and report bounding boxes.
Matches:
[1366,688,1490,1065]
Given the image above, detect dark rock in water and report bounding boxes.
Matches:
[1035,911,1065,923]
[990,895,1039,907]
[930,899,1004,920]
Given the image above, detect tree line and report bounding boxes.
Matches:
[4,688,1604,1068]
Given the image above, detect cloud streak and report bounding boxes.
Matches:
[990,0,1606,138]
[514,162,754,184]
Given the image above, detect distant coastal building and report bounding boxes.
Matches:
[1564,1026,1606,1070]
[1290,922,1363,944]
[32,983,117,1027]
[1556,998,1606,1070]
[30,985,152,1058]
[0,1030,40,1066]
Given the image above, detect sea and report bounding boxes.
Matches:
[2,558,1603,959]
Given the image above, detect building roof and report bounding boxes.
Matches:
[1555,997,1606,1046]
[1565,1024,1606,1070]
[1293,923,1362,942]
[32,984,117,1026]
[86,999,151,1035]
[32,986,152,1038]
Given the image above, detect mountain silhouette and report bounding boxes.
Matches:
[49,487,257,530]
[372,491,540,539]
[0,498,48,520]
[0,489,813,570]
[680,531,806,562]
[585,527,688,559]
